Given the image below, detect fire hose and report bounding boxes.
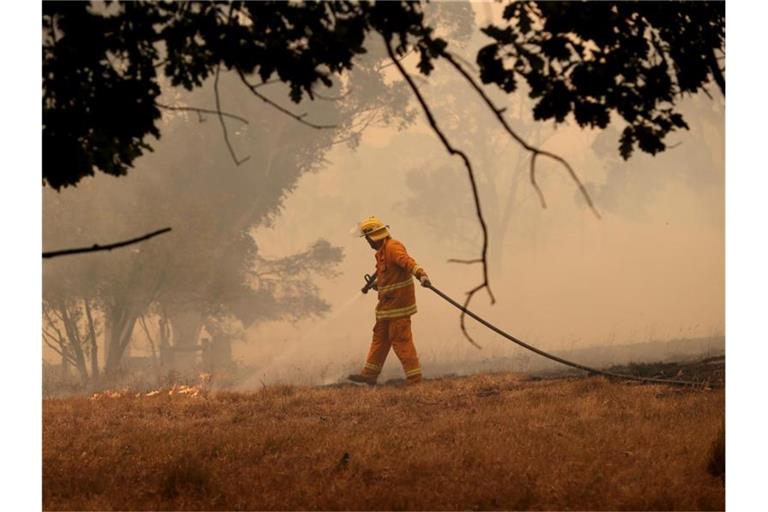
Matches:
[424,282,721,388]
[361,272,720,387]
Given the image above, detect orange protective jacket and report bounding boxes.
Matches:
[374,238,426,320]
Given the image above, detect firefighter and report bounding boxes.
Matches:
[348,216,431,385]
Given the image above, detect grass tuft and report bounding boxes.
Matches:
[160,456,211,501]
[707,423,725,482]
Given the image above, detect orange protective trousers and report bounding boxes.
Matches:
[361,316,422,383]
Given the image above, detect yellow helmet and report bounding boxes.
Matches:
[356,216,390,241]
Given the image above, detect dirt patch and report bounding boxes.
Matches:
[605,355,725,386]
[530,355,725,388]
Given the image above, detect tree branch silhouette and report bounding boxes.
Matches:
[155,102,249,124]
[387,43,602,347]
[42,307,77,364]
[212,3,251,166]
[707,48,725,96]
[237,68,338,130]
[329,105,387,146]
[312,88,353,101]
[215,64,250,166]
[385,36,493,349]
[42,227,172,259]
[441,50,601,219]
[42,332,75,364]
[375,47,416,72]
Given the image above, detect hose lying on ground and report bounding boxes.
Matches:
[426,284,722,388]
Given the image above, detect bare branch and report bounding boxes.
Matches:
[529,152,548,209]
[410,74,431,88]
[43,337,74,364]
[51,308,67,326]
[155,102,249,124]
[238,78,280,89]
[42,328,58,344]
[42,227,172,259]
[328,108,382,146]
[458,284,485,350]
[43,336,62,355]
[215,64,251,166]
[312,87,353,101]
[328,133,359,147]
[59,304,81,347]
[375,47,417,72]
[237,68,337,130]
[706,47,725,96]
[83,298,99,379]
[43,307,65,339]
[42,328,64,349]
[446,258,483,264]
[42,329,76,365]
[451,52,478,74]
[441,51,601,219]
[138,315,158,362]
[385,36,494,349]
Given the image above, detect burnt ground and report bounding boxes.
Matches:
[526,354,725,388]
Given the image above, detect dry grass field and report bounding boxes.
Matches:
[43,373,724,511]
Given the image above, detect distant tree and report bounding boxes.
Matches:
[42,296,99,388]
[43,157,345,382]
[587,91,724,220]
[43,42,403,381]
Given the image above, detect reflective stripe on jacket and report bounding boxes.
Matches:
[374,238,426,320]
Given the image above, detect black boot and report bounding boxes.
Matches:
[347,373,377,385]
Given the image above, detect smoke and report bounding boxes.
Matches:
[42,3,724,388]
[241,80,723,387]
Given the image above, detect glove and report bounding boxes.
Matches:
[419,274,431,288]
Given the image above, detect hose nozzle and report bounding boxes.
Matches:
[361,273,377,294]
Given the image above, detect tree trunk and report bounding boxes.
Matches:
[59,301,89,387]
[60,351,70,380]
[103,303,138,379]
[83,298,99,385]
[138,314,159,363]
[159,314,172,367]
[211,334,233,371]
[167,308,203,376]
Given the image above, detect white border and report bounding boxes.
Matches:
[0,2,43,510]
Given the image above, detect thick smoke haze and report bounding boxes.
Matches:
[243,93,723,385]
[42,3,723,388]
